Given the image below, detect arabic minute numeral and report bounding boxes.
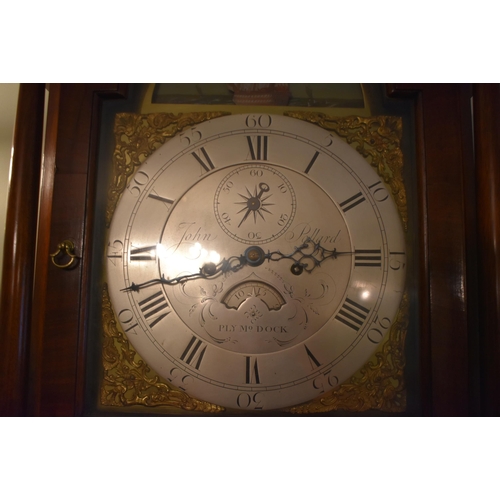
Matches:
[236,392,264,410]
[277,213,289,226]
[179,127,202,146]
[367,315,392,344]
[248,231,262,240]
[221,212,231,225]
[107,239,123,266]
[127,171,150,198]
[245,114,272,128]
[312,370,339,394]
[368,181,389,202]
[389,251,406,271]
[117,308,140,335]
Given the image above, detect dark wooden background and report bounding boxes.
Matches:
[1,83,498,416]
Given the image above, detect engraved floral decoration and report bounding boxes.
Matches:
[244,305,263,324]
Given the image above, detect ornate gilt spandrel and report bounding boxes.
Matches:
[287,293,409,414]
[101,112,229,413]
[100,284,224,413]
[106,112,231,228]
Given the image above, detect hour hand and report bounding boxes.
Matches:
[121,252,252,293]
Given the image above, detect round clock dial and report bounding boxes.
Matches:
[214,164,296,244]
[106,113,406,411]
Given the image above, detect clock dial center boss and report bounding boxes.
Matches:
[106,113,406,411]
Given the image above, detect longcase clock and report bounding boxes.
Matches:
[1,83,498,416]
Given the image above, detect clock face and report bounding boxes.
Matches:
[106,114,406,411]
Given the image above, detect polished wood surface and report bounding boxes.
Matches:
[30,84,126,416]
[473,83,500,416]
[0,84,45,416]
[388,84,478,416]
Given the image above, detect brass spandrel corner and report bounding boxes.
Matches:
[286,292,409,414]
[100,283,225,413]
[284,112,408,232]
[106,111,231,228]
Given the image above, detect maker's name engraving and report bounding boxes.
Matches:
[286,223,342,245]
[169,222,217,253]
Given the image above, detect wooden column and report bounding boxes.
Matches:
[388,84,478,416]
[30,84,126,416]
[473,83,500,416]
[0,84,45,416]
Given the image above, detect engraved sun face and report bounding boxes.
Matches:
[235,182,273,227]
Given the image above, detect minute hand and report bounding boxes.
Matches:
[121,252,250,293]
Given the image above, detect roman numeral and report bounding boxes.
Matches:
[192,147,216,172]
[336,298,370,331]
[130,245,157,261]
[245,356,261,384]
[355,249,382,268]
[339,192,366,212]
[180,335,207,370]
[148,190,174,206]
[138,290,170,328]
[247,135,268,161]
[304,151,320,174]
[304,344,321,370]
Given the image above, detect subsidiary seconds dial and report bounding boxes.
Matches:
[214,164,296,244]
